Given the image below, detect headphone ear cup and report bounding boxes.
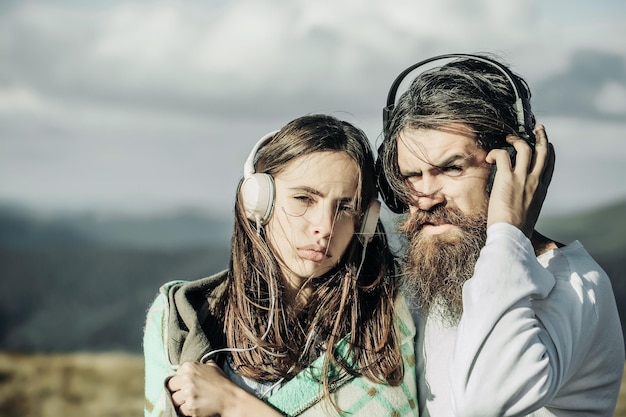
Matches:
[240,173,275,224]
[375,142,408,214]
[358,200,381,245]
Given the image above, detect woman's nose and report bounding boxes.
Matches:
[308,204,335,237]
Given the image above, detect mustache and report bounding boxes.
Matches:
[399,205,467,233]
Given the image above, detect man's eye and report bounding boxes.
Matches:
[442,166,463,176]
[404,175,422,189]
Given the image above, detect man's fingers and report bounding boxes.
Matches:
[543,142,555,185]
[529,125,555,187]
[530,124,548,175]
[505,134,532,174]
[486,146,512,168]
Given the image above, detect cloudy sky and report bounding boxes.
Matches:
[1,0,625,218]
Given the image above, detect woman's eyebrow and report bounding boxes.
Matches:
[288,186,323,197]
[338,196,356,205]
[288,187,357,203]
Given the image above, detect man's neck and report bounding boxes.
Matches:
[531,230,564,256]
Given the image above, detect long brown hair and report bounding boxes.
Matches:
[380,54,535,208]
[223,114,402,403]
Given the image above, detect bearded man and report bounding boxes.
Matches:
[377,54,624,417]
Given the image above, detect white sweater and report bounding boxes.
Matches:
[413,223,624,417]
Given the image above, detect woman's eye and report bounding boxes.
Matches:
[283,194,313,217]
[337,203,357,217]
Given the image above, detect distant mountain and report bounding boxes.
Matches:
[0,203,233,249]
[537,199,626,258]
[1,200,625,353]
[0,204,232,352]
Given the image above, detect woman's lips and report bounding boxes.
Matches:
[298,246,330,262]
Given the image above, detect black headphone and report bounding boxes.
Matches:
[377,53,535,213]
[240,131,381,245]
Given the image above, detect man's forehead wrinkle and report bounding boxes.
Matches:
[398,131,481,171]
[398,131,438,169]
[441,149,482,166]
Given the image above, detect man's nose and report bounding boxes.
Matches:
[410,175,445,211]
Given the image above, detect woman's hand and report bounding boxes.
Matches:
[168,361,230,417]
[167,361,283,417]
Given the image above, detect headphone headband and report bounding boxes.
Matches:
[378,53,534,214]
[383,53,531,140]
[244,130,279,178]
[240,128,380,244]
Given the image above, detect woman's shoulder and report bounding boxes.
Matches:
[148,270,230,320]
[158,269,230,298]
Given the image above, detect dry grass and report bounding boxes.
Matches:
[616,369,626,417]
[0,352,143,417]
[1,352,626,416]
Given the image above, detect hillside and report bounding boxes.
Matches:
[0,200,625,353]
[0,205,232,352]
[537,200,626,258]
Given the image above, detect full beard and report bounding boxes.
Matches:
[399,204,487,325]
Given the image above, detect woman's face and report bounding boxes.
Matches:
[266,150,360,286]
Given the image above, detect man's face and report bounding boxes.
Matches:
[396,123,492,229]
[396,123,491,321]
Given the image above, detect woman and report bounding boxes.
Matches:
[143,114,417,417]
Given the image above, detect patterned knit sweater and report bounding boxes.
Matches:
[143,270,419,417]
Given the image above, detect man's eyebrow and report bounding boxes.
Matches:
[434,153,473,167]
[400,153,472,176]
[399,168,421,177]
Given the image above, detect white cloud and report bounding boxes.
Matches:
[1,0,626,215]
[3,0,625,117]
[595,82,626,116]
[540,117,626,215]
[0,85,45,112]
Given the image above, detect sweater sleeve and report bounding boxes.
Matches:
[450,223,563,417]
[143,286,177,417]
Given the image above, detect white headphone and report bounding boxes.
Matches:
[240,131,279,225]
[239,131,380,245]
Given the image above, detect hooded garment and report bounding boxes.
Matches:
[143,270,419,417]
